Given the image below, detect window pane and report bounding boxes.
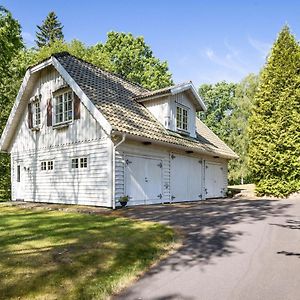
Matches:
[48,161,53,170]
[17,165,20,182]
[80,157,88,168]
[71,158,79,169]
[41,161,47,171]
[55,92,73,124]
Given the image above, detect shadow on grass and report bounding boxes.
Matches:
[0,205,175,299]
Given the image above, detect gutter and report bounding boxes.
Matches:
[111,133,126,209]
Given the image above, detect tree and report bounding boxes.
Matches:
[0,6,23,79]
[89,32,173,90]
[248,26,300,197]
[198,81,236,143]
[35,11,64,48]
[228,74,259,184]
[0,6,23,200]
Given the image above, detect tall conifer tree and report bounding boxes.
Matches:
[248,26,300,197]
[35,11,64,48]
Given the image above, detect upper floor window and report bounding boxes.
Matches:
[176,106,188,131]
[33,101,41,127]
[54,91,73,125]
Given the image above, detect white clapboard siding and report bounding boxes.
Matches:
[144,96,170,129]
[11,139,111,207]
[10,66,104,153]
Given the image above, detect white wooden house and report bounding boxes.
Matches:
[0,52,238,208]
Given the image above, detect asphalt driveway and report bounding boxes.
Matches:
[116,198,300,300]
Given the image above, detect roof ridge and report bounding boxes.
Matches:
[52,51,149,93]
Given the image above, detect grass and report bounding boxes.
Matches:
[0,203,177,300]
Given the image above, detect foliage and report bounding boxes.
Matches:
[35,11,64,48]
[0,204,176,299]
[198,81,236,143]
[0,6,23,76]
[248,26,300,197]
[0,6,23,199]
[89,32,173,90]
[228,74,259,184]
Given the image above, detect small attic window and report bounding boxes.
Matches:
[176,105,188,132]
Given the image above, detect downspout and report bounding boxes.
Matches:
[112,133,126,209]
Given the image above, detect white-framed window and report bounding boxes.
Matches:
[54,91,73,125]
[41,161,47,171]
[41,160,54,171]
[71,157,88,169]
[33,100,41,127]
[48,161,53,170]
[176,106,188,131]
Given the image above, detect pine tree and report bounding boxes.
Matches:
[35,11,64,48]
[248,26,300,197]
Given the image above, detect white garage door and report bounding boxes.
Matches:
[125,155,163,205]
[205,162,225,198]
[170,154,202,202]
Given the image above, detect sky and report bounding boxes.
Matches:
[2,0,300,87]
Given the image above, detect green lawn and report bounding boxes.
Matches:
[0,204,176,300]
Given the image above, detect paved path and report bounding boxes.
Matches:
[116,198,300,300]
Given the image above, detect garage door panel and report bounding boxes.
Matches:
[170,154,202,202]
[125,156,146,201]
[205,162,225,198]
[125,155,163,204]
[188,159,203,200]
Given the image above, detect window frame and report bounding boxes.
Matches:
[176,105,189,132]
[53,90,74,126]
[71,156,89,170]
[32,98,41,128]
[41,160,54,171]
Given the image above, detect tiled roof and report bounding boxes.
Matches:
[53,52,238,159]
[133,82,191,101]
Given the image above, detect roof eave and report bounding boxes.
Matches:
[112,129,237,160]
[171,82,207,112]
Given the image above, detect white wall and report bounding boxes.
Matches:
[10,66,104,153]
[143,92,197,138]
[114,139,228,206]
[144,96,171,129]
[10,66,112,207]
[11,139,111,206]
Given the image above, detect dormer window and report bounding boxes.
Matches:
[176,106,188,132]
[54,91,73,125]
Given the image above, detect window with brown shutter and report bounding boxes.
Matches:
[28,103,33,129]
[74,94,80,120]
[47,99,52,127]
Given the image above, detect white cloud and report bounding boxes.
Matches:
[248,37,271,58]
[204,45,247,75]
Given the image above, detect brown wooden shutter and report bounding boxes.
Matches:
[47,99,52,126]
[28,103,33,129]
[74,94,81,120]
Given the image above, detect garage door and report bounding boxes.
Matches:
[205,162,225,198]
[170,154,202,202]
[125,155,163,204]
